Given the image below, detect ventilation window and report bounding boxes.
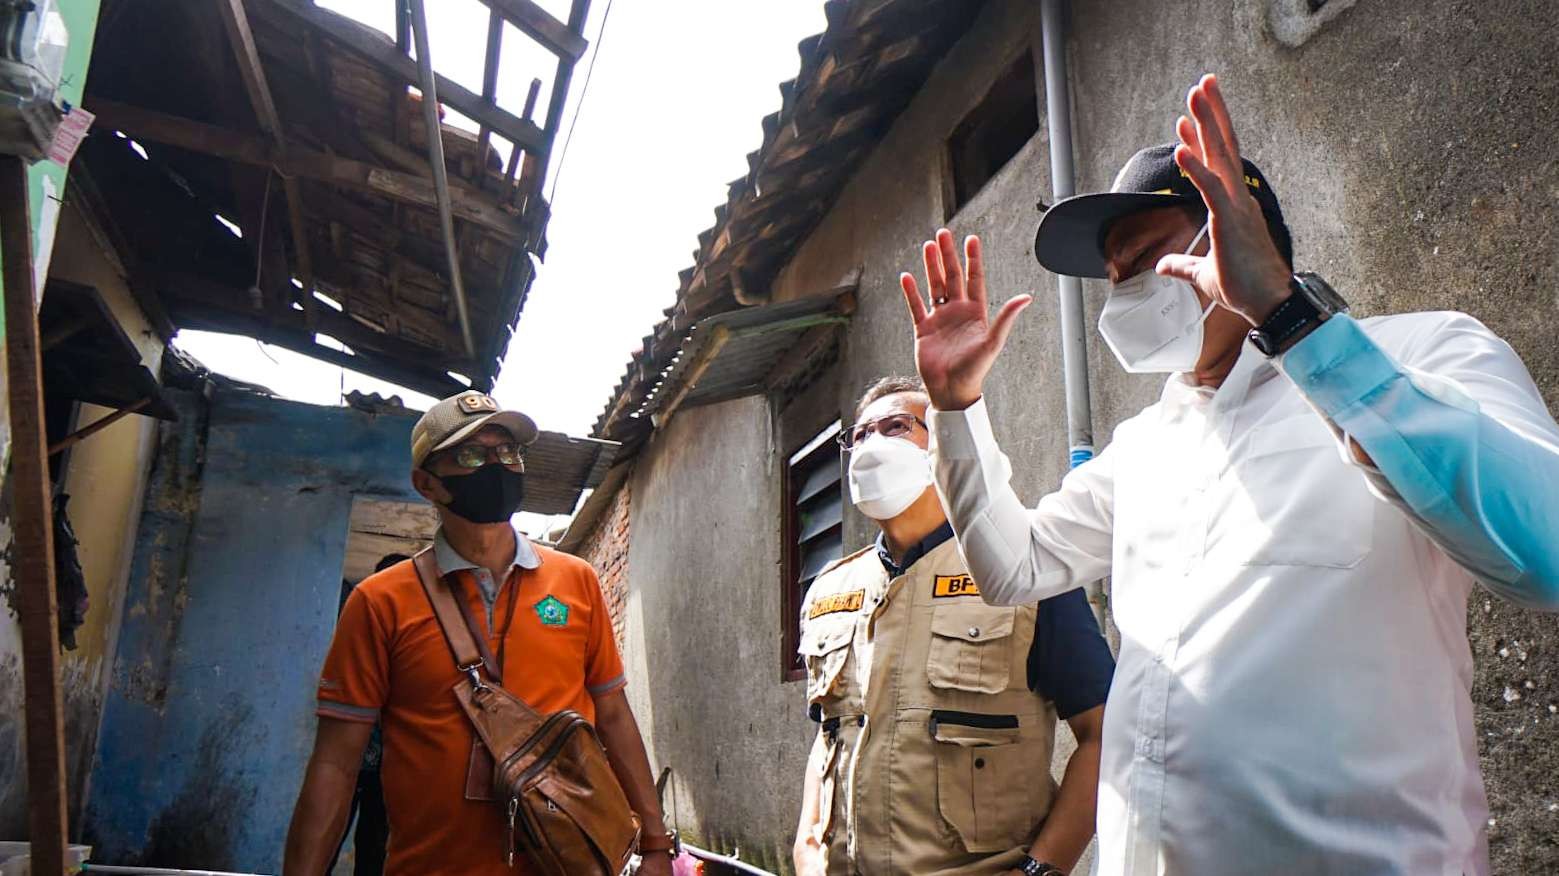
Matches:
[945,50,1039,218]
[781,421,843,681]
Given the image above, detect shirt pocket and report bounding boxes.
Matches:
[930,711,1033,852]
[927,603,1017,694]
[799,618,854,702]
[1223,413,1375,569]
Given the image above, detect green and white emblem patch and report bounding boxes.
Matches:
[534,595,569,627]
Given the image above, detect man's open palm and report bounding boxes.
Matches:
[900,229,1032,411]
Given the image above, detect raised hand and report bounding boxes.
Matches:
[899,229,1032,411]
[1153,74,1293,326]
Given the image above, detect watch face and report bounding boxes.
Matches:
[1296,272,1348,315]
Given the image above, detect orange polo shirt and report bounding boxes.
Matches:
[317,532,625,875]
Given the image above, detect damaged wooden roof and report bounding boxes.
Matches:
[593,0,986,441]
[79,0,590,399]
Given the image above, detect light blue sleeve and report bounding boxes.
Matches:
[1279,313,1559,610]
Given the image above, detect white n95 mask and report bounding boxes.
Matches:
[1098,222,1214,374]
[848,436,933,520]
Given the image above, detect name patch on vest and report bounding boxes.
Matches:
[808,590,864,619]
[932,574,981,598]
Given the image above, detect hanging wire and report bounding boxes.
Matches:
[547,0,617,205]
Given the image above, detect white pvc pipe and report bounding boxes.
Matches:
[1040,0,1095,468]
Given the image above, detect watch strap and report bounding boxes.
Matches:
[1018,855,1065,876]
[1249,278,1321,356]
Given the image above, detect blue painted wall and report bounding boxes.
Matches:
[84,388,422,871]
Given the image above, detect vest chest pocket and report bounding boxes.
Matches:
[926,603,1018,694]
[931,711,1035,852]
[799,617,855,702]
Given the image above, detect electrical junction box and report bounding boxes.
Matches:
[0,0,70,161]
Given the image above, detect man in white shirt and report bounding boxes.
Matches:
[896,74,1559,874]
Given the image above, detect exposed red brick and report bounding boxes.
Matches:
[577,472,632,652]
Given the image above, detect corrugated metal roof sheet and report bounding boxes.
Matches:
[594,0,987,441]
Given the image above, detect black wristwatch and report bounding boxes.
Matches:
[1017,855,1065,876]
[1247,272,1349,357]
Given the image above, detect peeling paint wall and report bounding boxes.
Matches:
[82,389,422,872]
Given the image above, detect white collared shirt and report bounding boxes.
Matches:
[930,312,1559,875]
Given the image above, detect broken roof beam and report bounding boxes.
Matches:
[216,0,319,328]
[89,100,531,244]
[264,0,547,155]
[478,0,587,62]
[533,0,591,194]
[474,7,503,192]
[408,0,476,360]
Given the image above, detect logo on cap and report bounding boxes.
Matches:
[457,394,499,415]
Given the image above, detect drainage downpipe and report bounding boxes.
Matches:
[1039,0,1094,468]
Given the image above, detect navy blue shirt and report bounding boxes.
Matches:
[876,522,1115,720]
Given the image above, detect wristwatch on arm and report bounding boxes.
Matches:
[1017,855,1065,876]
[1248,272,1349,357]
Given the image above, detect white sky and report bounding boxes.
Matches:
[173,0,828,535]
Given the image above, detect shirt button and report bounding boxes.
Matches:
[967,627,980,638]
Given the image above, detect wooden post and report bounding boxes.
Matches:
[1,155,68,875]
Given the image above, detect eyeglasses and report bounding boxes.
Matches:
[836,413,926,450]
[442,442,526,471]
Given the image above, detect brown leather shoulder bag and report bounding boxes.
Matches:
[412,548,640,874]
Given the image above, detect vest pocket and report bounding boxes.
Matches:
[926,603,1017,694]
[931,711,1031,852]
[799,619,854,702]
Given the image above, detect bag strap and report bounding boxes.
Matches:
[412,547,494,687]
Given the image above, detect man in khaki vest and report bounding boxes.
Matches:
[793,377,1113,876]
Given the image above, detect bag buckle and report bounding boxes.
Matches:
[459,660,489,692]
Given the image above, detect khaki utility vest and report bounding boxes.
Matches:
[799,537,1058,875]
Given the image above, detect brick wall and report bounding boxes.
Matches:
[577,476,632,651]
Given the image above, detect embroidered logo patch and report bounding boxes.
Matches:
[807,590,864,619]
[933,574,981,598]
[534,595,569,627]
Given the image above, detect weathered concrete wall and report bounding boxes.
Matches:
[83,389,422,872]
[766,0,1559,870]
[619,396,818,872]
[0,203,168,837]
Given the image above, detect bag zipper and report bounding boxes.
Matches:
[515,715,590,791]
[496,711,572,777]
[506,795,519,866]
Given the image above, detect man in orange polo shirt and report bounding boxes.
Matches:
[284,391,675,875]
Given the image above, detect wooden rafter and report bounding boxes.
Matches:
[478,0,587,62]
[474,7,503,192]
[264,0,548,155]
[1,154,68,876]
[217,0,319,328]
[407,0,476,359]
[534,0,591,194]
[89,100,531,243]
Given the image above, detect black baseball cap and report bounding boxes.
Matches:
[1033,143,1287,279]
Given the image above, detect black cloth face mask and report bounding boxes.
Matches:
[437,464,525,524]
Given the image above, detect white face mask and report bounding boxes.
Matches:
[1098,222,1214,374]
[848,435,933,521]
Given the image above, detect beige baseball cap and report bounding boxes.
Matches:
[410,391,539,469]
